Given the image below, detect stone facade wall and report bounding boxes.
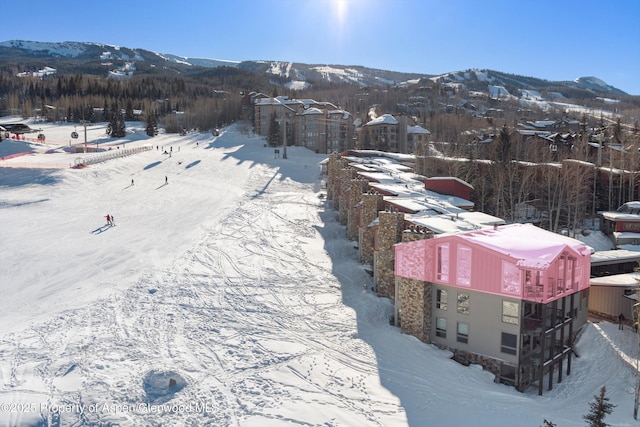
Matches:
[338,168,356,225]
[327,154,348,208]
[347,180,370,241]
[399,277,426,339]
[398,229,433,342]
[358,193,384,265]
[374,211,405,299]
[445,347,503,381]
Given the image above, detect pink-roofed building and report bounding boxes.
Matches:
[394,223,591,394]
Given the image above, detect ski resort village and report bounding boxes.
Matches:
[0,33,639,424]
[0,96,639,426]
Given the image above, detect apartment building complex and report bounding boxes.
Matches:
[251,95,430,154]
[360,114,431,153]
[252,96,354,154]
[326,150,592,395]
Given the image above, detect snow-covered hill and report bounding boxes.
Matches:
[1,40,629,95]
[431,68,629,96]
[0,120,638,426]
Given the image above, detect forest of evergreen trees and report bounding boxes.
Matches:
[0,65,272,135]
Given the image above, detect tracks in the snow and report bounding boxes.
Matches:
[0,163,385,425]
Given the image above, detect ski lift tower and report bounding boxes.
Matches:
[77,120,89,152]
[279,117,288,160]
[273,97,289,160]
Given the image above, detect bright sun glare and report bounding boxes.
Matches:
[334,0,347,27]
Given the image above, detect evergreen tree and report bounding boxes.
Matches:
[584,386,615,427]
[103,99,110,123]
[267,113,280,147]
[494,123,512,165]
[107,101,126,138]
[116,111,126,137]
[145,110,157,137]
[125,99,134,121]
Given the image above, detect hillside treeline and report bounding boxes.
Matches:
[415,122,640,232]
[0,66,273,132]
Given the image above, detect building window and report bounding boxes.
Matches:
[456,245,472,287]
[457,322,469,343]
[501,332,517,355]
[502,300,519,325]
[436,318,447,338]
[436,289,447,310]
[457,292,469,314]
[436,243,449,281]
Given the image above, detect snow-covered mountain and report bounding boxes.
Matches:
[430,68,629,96]
[0,39,630,95]
[573,76,623,94]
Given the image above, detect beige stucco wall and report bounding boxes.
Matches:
[430,285,520,365]
[588,286,634,322]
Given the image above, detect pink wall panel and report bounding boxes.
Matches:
[395,240,429,280]
[395,234,591,302]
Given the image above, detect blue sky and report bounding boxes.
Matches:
[1,0,639,95]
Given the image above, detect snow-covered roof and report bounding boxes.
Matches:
[357,171,402,183]
[373,184,474,209]
[387,197,459,215]
[301,107,323,116]
[517,129,551,137]
[600,204,640,221]
[528,120,556,128]
[342,150,414,164]
[613,232,640,242]
[590,272,640,287]
[407,125,430,135]
[350,163,379,173]
[406,215,486,235]
[255,96,301,110]
[617,201,640,211]
[328,109,352,120]
[405,210,505,235]
[365,114,398,126]
[450,223,591,269]
[590,249,640,266]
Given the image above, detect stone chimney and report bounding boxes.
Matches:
[397,227,434,343]
[338,168,357,225]
[374,211,405,299]
[347,179,369,241]
[358,193,384,265]
[326,154,348,208]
